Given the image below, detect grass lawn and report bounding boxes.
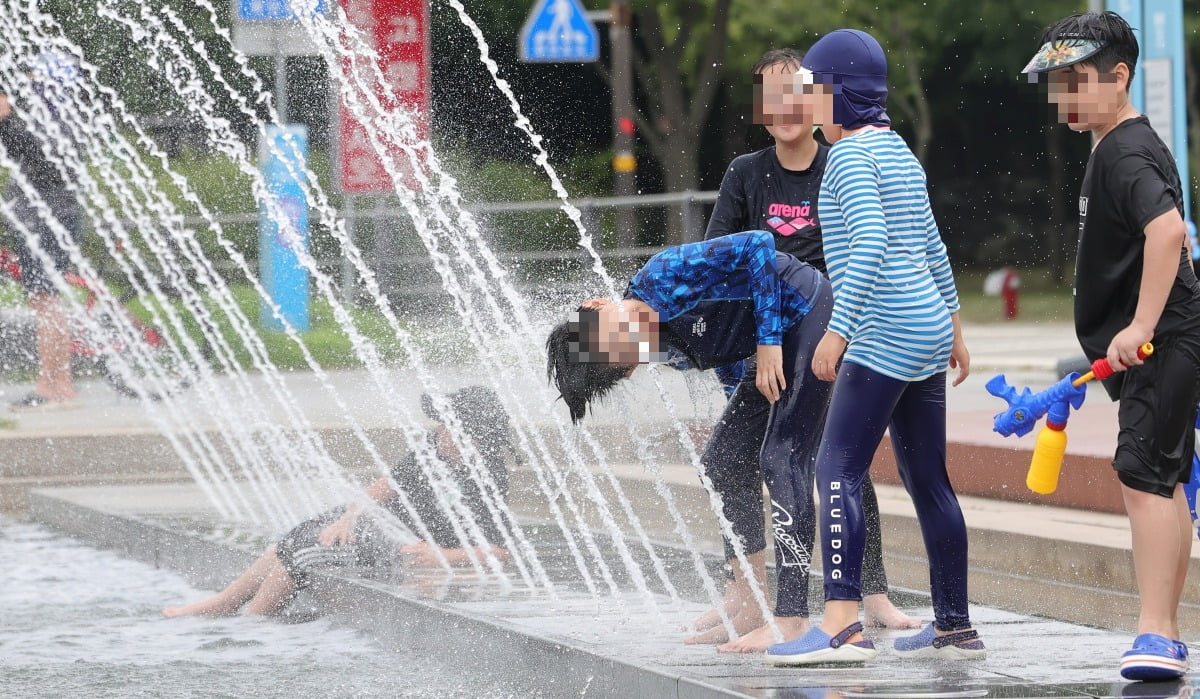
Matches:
[124,285,413,372]
[955,268,1073,324]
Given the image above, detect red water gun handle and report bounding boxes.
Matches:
[1085,342,1154,382]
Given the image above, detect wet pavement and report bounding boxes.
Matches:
[26,483,1200,699]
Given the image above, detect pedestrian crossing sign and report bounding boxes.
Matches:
[519,0,599,63]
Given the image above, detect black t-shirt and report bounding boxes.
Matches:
[705,144,829,272]
[386,431,508,549]
[1075,116,1200,397]
[0,112,69,199]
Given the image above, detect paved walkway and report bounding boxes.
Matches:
[0,321,1105,449]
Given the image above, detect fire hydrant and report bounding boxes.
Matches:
[983,267,1020,321]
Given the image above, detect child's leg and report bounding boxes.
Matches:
[242,553,299,616]
[861,475,921,629]
[687,374,772,643]
[816,363,907,638]
[887,373,972,632]
[1113,342,1200,641]
[1171,485,1193,630]
[685,550,767,644]
[1124,485,1191,638]
[162,547,280,617]
[718,287,834,652]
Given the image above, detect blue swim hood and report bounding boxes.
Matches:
[801,29,890,130]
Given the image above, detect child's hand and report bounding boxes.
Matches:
[812,331,847,382]
[756,344,787,403]
[949,337,971,386]
[400,541,444,568]
[1107,322,1153,371]
[317,510,357,547]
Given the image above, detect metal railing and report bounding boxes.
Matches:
[178,190,719,304]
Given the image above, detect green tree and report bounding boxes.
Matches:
[617,0,734,245]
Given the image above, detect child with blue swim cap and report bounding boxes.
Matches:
[764,28,984,666]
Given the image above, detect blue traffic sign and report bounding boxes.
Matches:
[236,0,329,22]
[519,0,599,63]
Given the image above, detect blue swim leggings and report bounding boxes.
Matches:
[817,362,972,631]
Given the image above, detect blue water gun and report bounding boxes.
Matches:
[1184,409,1200,540]
[987,343,1153,494]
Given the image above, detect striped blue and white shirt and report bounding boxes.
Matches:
[819,129,960,381]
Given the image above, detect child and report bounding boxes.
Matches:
[0,69,84,410]
[163,386,512,617]
[689,48,917,649]
[765,29,981,666]
[1022,11,1200,681]
[548,229,836,651]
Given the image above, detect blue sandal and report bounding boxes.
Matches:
[766,621,878,666]
[1120,633,1188,681]
[894,623,987,660]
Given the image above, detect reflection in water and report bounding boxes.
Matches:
[0,519,538,698]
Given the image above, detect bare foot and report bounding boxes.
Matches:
[162,598,238,618]
[862,593,921,629]
[686,605,726,635]
[684,604,766,645]
[717,616,810,654]
[686,583,758,643]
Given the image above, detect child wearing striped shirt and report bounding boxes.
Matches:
[766,29,984,666]
[690,47,918,652]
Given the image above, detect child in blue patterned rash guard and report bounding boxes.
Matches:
[547,230,833,648]
[765,29,983,666]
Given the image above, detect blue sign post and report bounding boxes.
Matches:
[1107,0,1191,216]
[259,125,310,332]
[236,0,329,22]
[519,0,599,63]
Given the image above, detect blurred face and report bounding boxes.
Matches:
[797,80,840,141]
[583,298,660,366]
[754,63,812,144]
[1043,62,1128,131]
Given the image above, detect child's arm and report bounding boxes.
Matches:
[705,162,752,395]
[317,476,399,547]
[365,476,398,505]
[1106,151,1189,369]
[705,161,748,239]
[922,195,970,385]
[822,144,886,342]
[922,198,961,315]
[400,541,510,568]
[1110,208,1187,367]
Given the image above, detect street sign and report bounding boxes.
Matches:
[232,0,329,57]
[1107,0,1190,216]
[236,0,330,21]
[259,125,311,331]
[336,0,430,194]
[519,0,599,63]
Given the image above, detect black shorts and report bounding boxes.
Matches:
[8,187,84,296]
[1114,336,1200,497]
[274,506,410,590]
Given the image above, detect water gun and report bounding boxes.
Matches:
[1184,409,1200,540]
[986,343,1154,494]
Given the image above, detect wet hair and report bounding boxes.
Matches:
[753,48,805,75]
[1041,11,1139,89]
[545,307,631,423]
[420,385,511,487]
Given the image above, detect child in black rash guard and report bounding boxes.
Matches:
[1023,11,1200,682]
[688,48,917,652]
[163,387,512,618]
